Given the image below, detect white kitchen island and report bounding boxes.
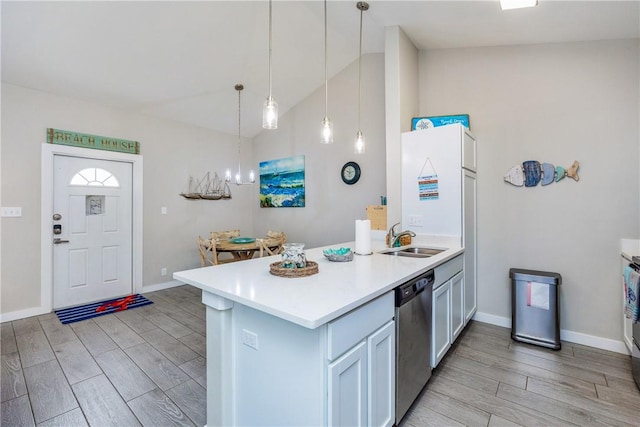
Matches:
[174,239,462,427]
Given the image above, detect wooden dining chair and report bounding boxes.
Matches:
[210,229,241,265]
[259,230,286,257]
[196,236,214,267]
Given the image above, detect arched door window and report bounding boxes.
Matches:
[70,168,120,187]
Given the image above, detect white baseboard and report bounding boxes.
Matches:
[0,306,50,323]
[0,300,630,356]
[140,279,184,293]
[1,280,184,323]
[560,329,630,355]
[472,311,629,355]
[472,311,511,328]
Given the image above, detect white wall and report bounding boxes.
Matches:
[251,54,387,247]
[418,39,639,345]
[1,83,254,315]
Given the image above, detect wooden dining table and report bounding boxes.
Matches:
[214,237,283,262]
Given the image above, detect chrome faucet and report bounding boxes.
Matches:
[387,222,416,248]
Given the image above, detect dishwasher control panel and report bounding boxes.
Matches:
[396,269,434,306]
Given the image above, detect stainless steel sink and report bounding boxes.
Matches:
[380,247,446,258]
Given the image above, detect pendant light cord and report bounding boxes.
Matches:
[357,6,363,130]
[237,85,242,175]
[324,0,328,118]
[268,0,273,99]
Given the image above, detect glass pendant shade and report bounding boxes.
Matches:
[263,0,278,130]
[262,96,278,129]
[320,0,334,145]
[354,130,365,154]
[226,83,255,185]
[321,117,333,144]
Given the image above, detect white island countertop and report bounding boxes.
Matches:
[174,237,463,329]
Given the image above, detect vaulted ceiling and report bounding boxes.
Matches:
[2,1,638,137]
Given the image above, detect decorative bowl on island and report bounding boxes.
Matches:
[323,247,354,262]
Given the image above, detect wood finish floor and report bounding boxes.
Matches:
[1,286,206,426]
[401,321,640,427]
[2,285,639,426]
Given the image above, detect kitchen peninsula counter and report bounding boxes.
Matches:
[174,239,462,329]
[173,238,462,427]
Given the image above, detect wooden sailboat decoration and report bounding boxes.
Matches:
[201,172,224,200]
[179,175,204,199]
[179,172,232,200]
[222,181,232,199]
[504,160,579,187]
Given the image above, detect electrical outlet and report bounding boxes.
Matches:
[1,207,22,217]
[161,207,167,215]
[242,329,259,350]
[408,215,424,227]
[161,267,167,276]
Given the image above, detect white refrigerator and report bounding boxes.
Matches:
[401,123,477,323]
[401,123,476,239]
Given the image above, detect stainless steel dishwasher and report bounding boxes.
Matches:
[395,269,434,424]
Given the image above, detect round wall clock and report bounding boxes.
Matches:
[341,161,361,185]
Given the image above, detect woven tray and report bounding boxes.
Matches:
[270,261,319,278]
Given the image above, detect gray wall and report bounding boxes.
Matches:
[418,39,639,342]
[1,83,254,315]
[3,36,638,350]
[251,54,387,246]
[384,26,419,228]
[0,54,386,317]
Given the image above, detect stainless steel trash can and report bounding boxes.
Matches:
[510,268,562,350]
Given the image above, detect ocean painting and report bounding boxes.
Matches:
[259,155,305,208]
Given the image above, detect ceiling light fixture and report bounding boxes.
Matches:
[226,84,255,185]
[354,1,369,155]
[321,0,333,144]
[262,0,278,129]
[500,0,538,10]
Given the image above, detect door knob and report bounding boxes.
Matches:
[53,238,69,244]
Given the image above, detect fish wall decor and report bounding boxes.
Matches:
[504,160,579,187]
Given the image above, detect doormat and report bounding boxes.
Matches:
[54,294,153,324]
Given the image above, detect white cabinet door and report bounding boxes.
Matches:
[367,321,395,427]
[328,341,367,426]
[432,282,452,368]
[451,271,465,341]
[463,169,477,322]
[622,257,634,353]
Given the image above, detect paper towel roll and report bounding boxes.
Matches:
[355,220,372,255]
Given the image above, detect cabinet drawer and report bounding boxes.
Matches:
[327,292,394,361]
[434,255,463,290]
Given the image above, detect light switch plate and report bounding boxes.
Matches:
[1,207,22,217]
[408,215,423,227]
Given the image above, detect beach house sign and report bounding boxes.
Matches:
[47,128,140,155]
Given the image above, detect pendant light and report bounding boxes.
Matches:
[225,84,255,185]
[262,0,278,129]
[320,0,333,144]
[354,1,368,154]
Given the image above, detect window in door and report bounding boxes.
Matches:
[70,167,120,187]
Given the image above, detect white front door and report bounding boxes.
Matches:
[53,155,133,308]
